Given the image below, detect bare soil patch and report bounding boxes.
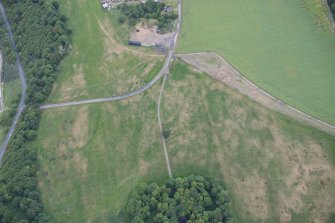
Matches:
[131,25,174,48]
[70,106,89,148]
[59,64,87,101]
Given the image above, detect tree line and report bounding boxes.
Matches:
[118,0,177,33]
[0,0,71,222]
[127,176,233,223]
[327,0,335,18]
[0,18,21,139]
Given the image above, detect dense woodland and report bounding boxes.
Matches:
[118,0,177,33]
[0,0,70,222]
[127,176,232,223]
[0,17,20,139]
[327,0,335,18]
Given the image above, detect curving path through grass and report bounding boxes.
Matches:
[40,0,182,111]
[41,0,182,178]
[178,52,335,136]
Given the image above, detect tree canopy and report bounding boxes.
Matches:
[327,0,335,18]
[118,0,177,33]
[127,176,232,223]
[0,0,70,222]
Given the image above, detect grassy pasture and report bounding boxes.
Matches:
[161,61,335,223]
[46,0,164,103]
[178,0,335,125]
[36,83,168,222]
[36,60,335,222]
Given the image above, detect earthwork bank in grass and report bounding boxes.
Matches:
[46,0,164,104]
[161,61,335,223]
[178,0,335,125]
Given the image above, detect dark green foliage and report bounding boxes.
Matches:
[0,0,70,222]
[118,0,177,33]
[2,0,70,105]
[162,126,170,139]
[127,176,232,223]
[327,0,335,18]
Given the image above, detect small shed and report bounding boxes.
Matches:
[128,40,142,46]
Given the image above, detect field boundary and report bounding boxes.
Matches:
[178,52,335,136]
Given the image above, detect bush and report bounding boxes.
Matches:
[117,15,126,24]
[127,176,232,223]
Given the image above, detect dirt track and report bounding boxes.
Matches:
[178,52,335,136]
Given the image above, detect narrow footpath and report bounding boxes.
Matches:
[157,75,172,178]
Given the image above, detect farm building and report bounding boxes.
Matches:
[128,40,142,46]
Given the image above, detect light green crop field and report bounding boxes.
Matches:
[178,0,335,125]
[46,0,164,103]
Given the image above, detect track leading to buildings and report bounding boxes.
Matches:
[0,2,27,162]
[40,1,182,110]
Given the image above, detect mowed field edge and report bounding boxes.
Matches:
[178,0,335,125]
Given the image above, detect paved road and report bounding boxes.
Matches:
[0,52,4,113]
[0,2,27,162]
[41,0,182,110]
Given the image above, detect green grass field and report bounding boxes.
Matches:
[36,61,335,222]
[162,61,335,223]
[33,0,335,222]
[36,83,168,222]
[178,0,335,125]
[46,0,164,103]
